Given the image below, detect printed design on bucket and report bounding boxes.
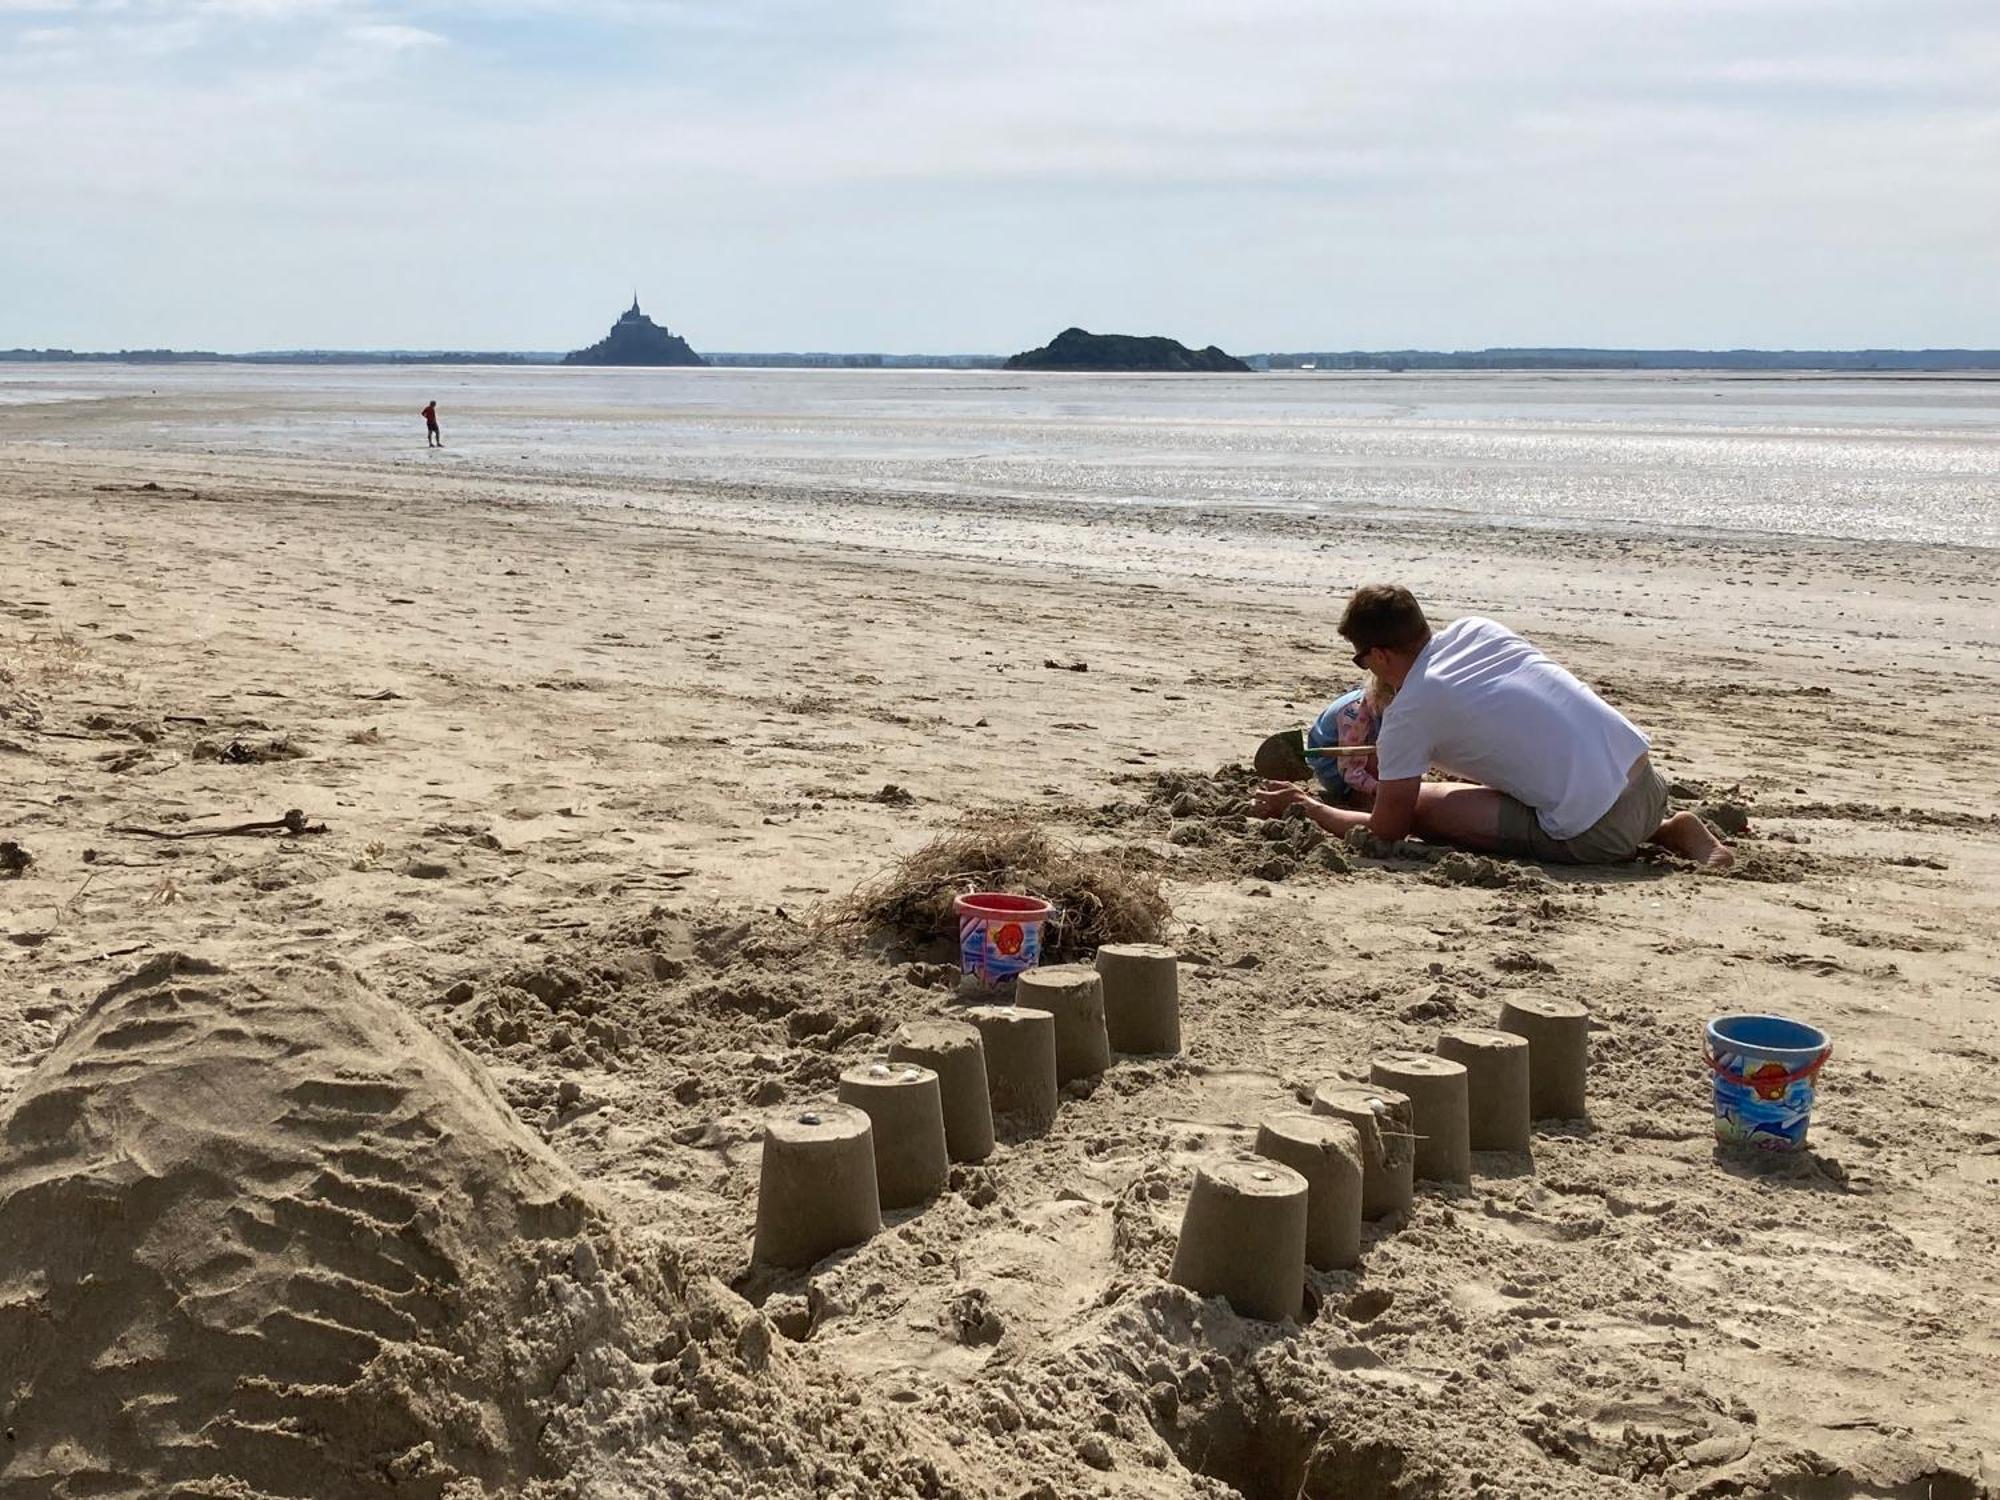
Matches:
[953,893,1053,985]
[1744,1062,1794,1102]
[1705,1013,1831,1153]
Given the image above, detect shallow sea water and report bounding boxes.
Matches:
[3,365,1995,548]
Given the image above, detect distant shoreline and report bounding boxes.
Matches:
[7,347,2000,373]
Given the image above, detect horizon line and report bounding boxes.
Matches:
[9,343,2000,367]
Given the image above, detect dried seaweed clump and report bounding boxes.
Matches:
[823,815,1170,962]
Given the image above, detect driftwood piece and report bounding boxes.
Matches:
[110,808,327,841]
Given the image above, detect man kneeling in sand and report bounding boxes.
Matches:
[1253,585,1732,870]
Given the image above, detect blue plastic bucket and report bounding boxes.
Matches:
[953,892,1052,986]
[1704,1014,1831,1152]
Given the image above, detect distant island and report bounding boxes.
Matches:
[562,298,705,367]
[1005,327,1250,373]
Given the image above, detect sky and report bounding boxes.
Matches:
[2,0,1997,352]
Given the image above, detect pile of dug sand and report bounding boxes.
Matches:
[0,954,951,1500]
[822,813,1170,962]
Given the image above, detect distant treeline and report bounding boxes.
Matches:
[0,347,1005,369]
[1251,349,2000,372]
[0,349,551,365]
[8,346,2000,372]
[702,352,1007,369]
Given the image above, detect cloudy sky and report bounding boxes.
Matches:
[3,0,1996,352]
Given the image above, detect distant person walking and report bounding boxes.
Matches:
[421,401,442,447]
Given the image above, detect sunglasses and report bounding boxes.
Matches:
[1350,644,1374,669]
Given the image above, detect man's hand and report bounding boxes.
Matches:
[1368,777,1422,843]
[1253,779,1376,840]
[1251,781,1309,818]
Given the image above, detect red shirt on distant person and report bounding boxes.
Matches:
[421,402,441,447]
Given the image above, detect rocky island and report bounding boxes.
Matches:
[1004,326,1249,373]
[563,297,706,367]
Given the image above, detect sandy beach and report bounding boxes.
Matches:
[3,380,1998,1498]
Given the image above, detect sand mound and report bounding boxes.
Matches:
[1088,765,1354,882]
[0,952,630,1498]
[0,954,946,1500]
[822,814,1170,961]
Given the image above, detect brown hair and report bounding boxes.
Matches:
[1338,585,1430,652]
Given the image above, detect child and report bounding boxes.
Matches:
[1252,674,1393,807]
[1306,674,1391,805]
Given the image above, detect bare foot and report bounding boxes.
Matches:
[1649,811,1735,872]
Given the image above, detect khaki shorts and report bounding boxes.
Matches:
[1494,758,1668,865]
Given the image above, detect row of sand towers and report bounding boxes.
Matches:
[753,945,1589,1320]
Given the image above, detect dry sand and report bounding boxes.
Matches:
[2,433,1998,1499]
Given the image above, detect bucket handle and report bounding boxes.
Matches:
[1703,1043,1830,1090]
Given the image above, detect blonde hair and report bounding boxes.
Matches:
[1363,671,1395,711]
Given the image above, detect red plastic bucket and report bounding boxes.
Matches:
[953,892,1053,985]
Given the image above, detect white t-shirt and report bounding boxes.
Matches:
[1375,617,1648,840]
